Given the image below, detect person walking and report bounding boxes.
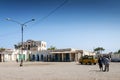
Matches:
[98,56,103,71]
[16,58,18,63]
[103,57,110,72]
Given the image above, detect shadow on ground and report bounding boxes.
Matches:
[89,70,104,72]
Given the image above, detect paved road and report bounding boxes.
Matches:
[0,62,120,80]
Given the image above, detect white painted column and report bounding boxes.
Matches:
[62,53,64,62]
[75,53,78,62]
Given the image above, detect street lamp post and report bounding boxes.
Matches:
[6,18,35,67]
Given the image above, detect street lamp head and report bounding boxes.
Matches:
[6,18,11,21]
[31,19,35,21]
[6,18,35,25]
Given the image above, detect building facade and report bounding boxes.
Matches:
[29,48,96,62]
[16,39,47,51]
[0,49,14,62]
[111,53,120,62]
[1,40,96,62]
[14,40,47,61]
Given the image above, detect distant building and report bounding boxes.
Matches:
[82,50,96,56]
[1,40,96,62]
[0,49,14,62]
[111,53,120,62]
[14,39,47,61]
[16,39,47,51]
[30,48,96,62]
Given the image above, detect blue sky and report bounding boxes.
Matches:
[0,0,120,52]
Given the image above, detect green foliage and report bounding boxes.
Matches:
[14,44,22,49]
[0,48,5,52]
[118,49,120,53]
[94,47,105,54]
[14,45,18,49]
[114,52,118,54]
[47,46,56,50]
[114,49,120,54]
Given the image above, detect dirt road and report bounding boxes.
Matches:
[0,62,120,80]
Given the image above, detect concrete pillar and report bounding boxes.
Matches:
[2,54,4,62]
[62,53,64,62]
[70,53,72,62]
[75,53,78,62]
[77,52,82,62]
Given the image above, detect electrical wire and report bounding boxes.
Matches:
[0,0,69,39]
[27,0,69,28]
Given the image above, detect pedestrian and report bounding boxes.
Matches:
[16,58,18,63]
[98,56,103,71]
[103,57,110,72]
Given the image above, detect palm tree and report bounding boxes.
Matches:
[94,47,105,54]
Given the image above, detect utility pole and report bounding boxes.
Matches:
[6,18,35,67]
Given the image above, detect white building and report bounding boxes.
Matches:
[37,41,47,51]
[1,39,96,62]
[82,50,96,56]
[29,48,96,62]
[0,49,15,62]
[17,39,47,51]
[14,39,47,61]
[111,53,120,62]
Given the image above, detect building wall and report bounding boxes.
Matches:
[28,49,96,62]
[13,40,47,62]
[111,54,120,59]
[38,41,47,51]
[111,53,120,61]
[16,40,47,51]
[0,47,96,62]
[0,49,13,62]
[83,50,96,56]
[30,50,51,61]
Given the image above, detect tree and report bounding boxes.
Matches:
[118,49,120,53]
[14,45,18,49]
[47,46,56,50]
[0,48,5,52]
[94,47,105,54]
[14,44,22,49]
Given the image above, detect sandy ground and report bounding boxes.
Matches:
[0,62,120,80]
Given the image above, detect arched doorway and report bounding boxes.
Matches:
[55,54,59,61]
[49,55,52,62]
[41,54,43,61]
[28,54,31,61]
[66,53,70,62]
[46,55,48,61]
[32,55,35,61]
[37,54,39,61]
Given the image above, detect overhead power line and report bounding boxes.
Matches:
[30,0,69,27]
[38,0,68,22]
[0,0,69,38]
